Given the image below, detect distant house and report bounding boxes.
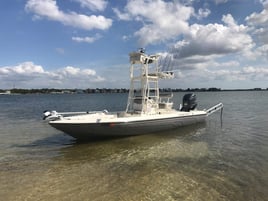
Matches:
[0,90,11,95]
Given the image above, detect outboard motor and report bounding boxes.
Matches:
[181,93,197,112]
[43,110,61,121]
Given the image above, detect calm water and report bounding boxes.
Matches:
[0,92,268,201]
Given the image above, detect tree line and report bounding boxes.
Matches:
[1,87,267,94]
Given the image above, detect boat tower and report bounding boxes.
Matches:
[126,49,174,114]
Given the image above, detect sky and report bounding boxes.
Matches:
[0,0,268,89]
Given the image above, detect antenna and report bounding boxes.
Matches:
[139,48,145,53]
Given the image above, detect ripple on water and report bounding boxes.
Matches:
[0,129,247,201]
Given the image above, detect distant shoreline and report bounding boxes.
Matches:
[0,87,267,94]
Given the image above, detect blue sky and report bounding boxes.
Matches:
[0,0,268,89]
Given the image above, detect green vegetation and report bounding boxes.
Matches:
[0,87,267,94]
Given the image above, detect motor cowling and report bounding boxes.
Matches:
[181,93,197,112]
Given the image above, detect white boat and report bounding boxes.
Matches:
[43,50,223,139]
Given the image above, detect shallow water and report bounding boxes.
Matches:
[0,92,268,200]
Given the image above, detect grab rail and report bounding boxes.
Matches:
[206,103,223,116]
[43,110,109,121]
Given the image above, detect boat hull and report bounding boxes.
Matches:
[49,113,206,139]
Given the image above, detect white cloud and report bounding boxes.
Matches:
[214,60,240,68]
[260,0,268,6]
[0,62,44,75]
[113,8,131,21]
[196,8,211,20]
[72,0,108,11]
[241,66,268,81]
[170,64,268,86]
[246,2,268,45]
[60,66,96,77]
[170,14,253,59]
[114,0,194,46]
[25,0,112,30]
[122,35,131,41]
[255,44,268,60]
[246,6,268,26]
[253,28,268,44]
[207,69,245,82]
[214,0,228,5]
[72,34,102,43]
[0,62,105,88]
[243,66,268,74]
[1,60,267,89]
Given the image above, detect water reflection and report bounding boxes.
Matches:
[58,122,207,161]
[30,123,229,201]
